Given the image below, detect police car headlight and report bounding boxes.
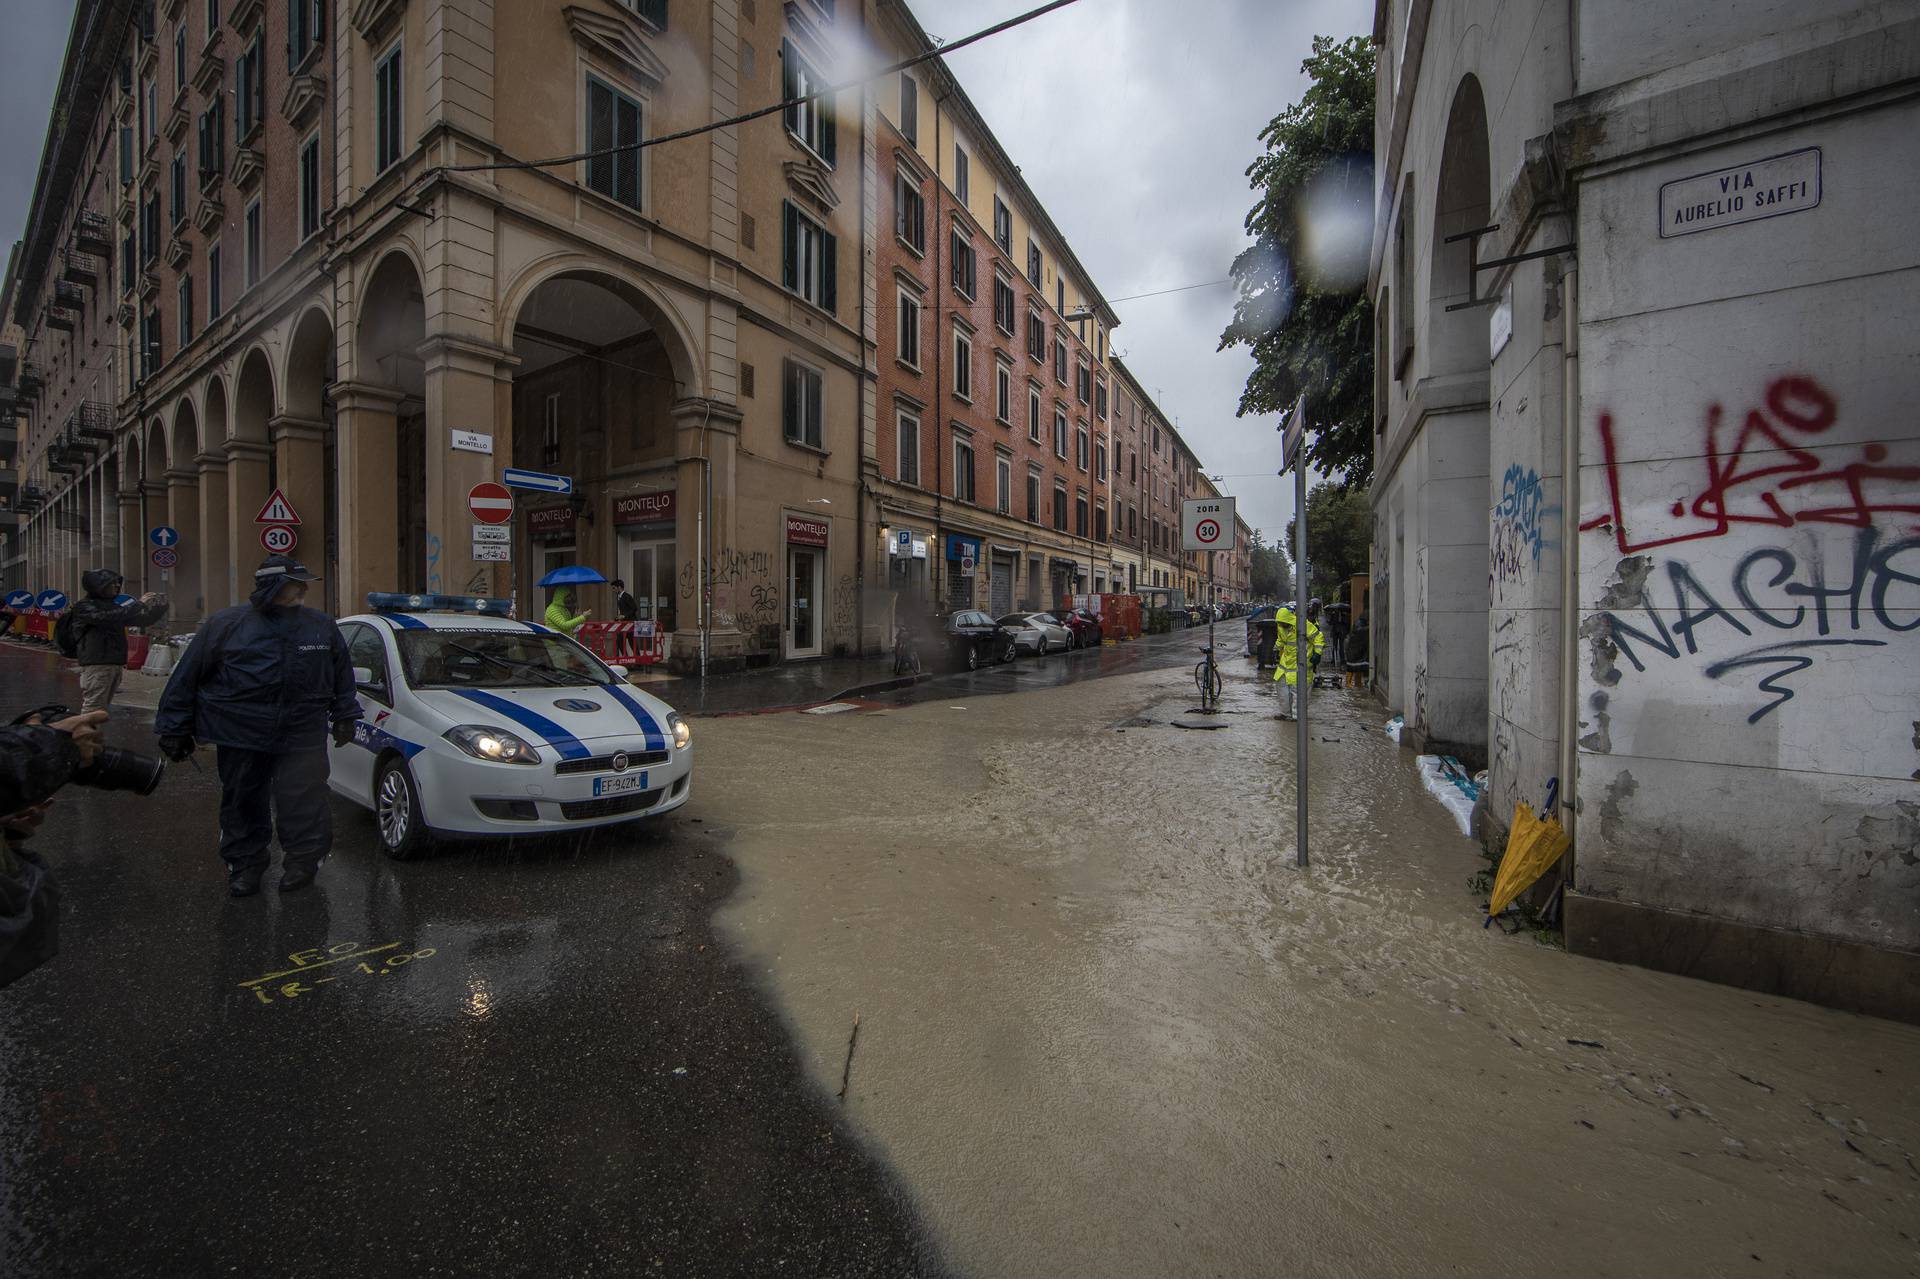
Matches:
[444,725,543,765]
[667,712,692,751]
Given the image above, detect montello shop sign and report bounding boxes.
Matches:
[614,491,676,525]
[1659,147,1820,238]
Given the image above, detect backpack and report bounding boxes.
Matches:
[53,612,80,660]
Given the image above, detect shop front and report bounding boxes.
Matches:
[613,488,677,633]
[989,546,1019,616]
[527,503,579,596]
[944,534,982,611]
[883,521,930,610]
[785,512,830,660]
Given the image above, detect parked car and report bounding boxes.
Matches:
[998,612,1072,655]
[940,610,1019,669]
[1062,608,1105,648]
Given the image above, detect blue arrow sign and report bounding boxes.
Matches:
[36,590,69,611]
[4,590,32,609]
[149,525,180,548]
[502,468,573,495]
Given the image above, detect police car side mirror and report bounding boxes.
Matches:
[352,666,376,686]
[606,664,629,680]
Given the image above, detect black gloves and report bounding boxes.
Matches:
[331,720,356,748]
[158,735,196,762]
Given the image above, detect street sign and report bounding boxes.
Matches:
[960,551,976,576]
[260,524,298,554]
[1280,394,1306,471]
[472,524,510,544]
[35,590,67,611]
[502,467,573,495]
[469,482,515,524]
[5,589,34,609]
[471,543,511,563]
[255,489,301,525]
[450,429,493,455]
[1181,497,1236,552]
[150,548,179,569]
[148,525,180,548]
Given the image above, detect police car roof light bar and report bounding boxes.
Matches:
[366,592,515,616]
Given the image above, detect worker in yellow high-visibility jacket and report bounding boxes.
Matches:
[1270,606,1324,720]
[544,587,590,637]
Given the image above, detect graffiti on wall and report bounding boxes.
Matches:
[1584,528,1919,724]
[1491,464,1552,584]
[1580,375,1920,555]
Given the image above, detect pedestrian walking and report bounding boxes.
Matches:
[1270,605,1324,720]
[611,579,639,622]
[59,569,166,712]
[154,556,359,898]
[544,586,590,637]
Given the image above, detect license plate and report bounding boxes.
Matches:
[593,771,649,797]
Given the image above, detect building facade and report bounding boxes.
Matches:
[1371,0,1920,1018]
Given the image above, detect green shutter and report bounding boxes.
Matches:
[781,203,798,291]
[586,80,612,197]
[821,230,837,313]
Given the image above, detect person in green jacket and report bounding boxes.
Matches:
[544,587,590,636]
[1270,606,1324,720]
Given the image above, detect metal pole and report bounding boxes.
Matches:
[1207,550,1216,705]
[1295,453,1309,869]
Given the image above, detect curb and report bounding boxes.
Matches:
[832,674,925,701]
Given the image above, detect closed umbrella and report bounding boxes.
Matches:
[1487,780,1571,922]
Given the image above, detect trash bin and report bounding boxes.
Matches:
[124,634,151,671]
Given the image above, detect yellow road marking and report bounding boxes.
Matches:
[239,942,402,988]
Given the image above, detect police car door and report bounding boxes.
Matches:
[333,621,393,804]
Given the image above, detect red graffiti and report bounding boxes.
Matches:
[1581,375,1920,554]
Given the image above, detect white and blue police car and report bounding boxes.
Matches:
[328,593,693,857]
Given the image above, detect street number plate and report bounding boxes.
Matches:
[593,771,648,797]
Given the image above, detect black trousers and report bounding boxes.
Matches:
[215,747,333,871]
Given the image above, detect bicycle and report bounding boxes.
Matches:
[892,624,923,677]
[1193,644,1222,709]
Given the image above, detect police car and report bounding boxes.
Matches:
[328,593,693,857]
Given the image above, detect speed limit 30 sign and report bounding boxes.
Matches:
[261,525,298,554]
[1181,497,1237,551]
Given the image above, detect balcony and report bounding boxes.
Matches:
[46,306,78,334]
[54,279,86,308]
[16,368,43,398]
[74,210,112,257]
[0,343,14,383]
[62,252,99,288]
[71,401,115,441]
[47,444,80,472]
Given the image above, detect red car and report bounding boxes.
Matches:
[1057,609,1103,649]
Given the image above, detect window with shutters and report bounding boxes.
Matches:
[206,0,220,36]
[178,275,193,345]
[244,197,261,287]
[1054,334,1067,384]
[1026,308,1044,362]
[236,37,264,140]
[1076,425,1089,472]
[781,40,834,166]
[898,71,917,144]
[1054,407,1068,459]
[142,76,156,148]
[1052,481,1067,531]
[1095,439,1107,481]
[141,308,162,380]
[953,145,969,203]
[174,26,187,94]
[585,76,642,211]
[617,0,668,28]
[1095,377,1107,421]
[781,201,836,313]
[951,325,972,401]
[197,101,224,187]
[953,437,975,503]
[1076,358,1090,404]
[375,42,403,173]
[996,454,1011,514]
[208,240,222,320]
[1026,239,1041,286]
[1095,503,1107,542]
[119,126,134,186]
[949,226,975,299]
[120,233,136,295]
[783,360,824,450]
[169,155,187,228]
[994,358,1011,424]
[1027,384,1042,443]
[1026,468,1041,523]
[287,0,325,71]
[897,408,920,485]
[992,272,1014,335]
[896,287,921,369]
[895,168,924,253]
[993,197,1011,253]
[298,134,321,240]
[140,194,159,264]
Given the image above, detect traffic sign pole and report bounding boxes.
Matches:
[1289,396,1310,869]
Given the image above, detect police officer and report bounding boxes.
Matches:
[155,556,359,897]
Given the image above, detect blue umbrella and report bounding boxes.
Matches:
[537,565,609,588]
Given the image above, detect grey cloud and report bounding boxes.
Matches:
[0,2,74,254]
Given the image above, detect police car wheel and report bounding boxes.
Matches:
[375,758,429,860]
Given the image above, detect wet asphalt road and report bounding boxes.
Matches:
[0,647,949,1277]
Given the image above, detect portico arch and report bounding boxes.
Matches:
[167,398,205,619]
[282,303,340,611]
[200,376,234,612]
[227,348,278,598]
[338,248,428,600]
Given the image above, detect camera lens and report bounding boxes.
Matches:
[74,747,167,796]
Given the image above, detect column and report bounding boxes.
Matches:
[671,397,745,672]
[117,491,143,584]
[332,382,404,610]
[224,439,272,599]
[140,481,166,596]
[164,467,203,624]
[195,452,232,613]
[419,334,517,600]
[270,414,328,572]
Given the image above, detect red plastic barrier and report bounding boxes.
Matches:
[574,620,667,667]
[125,634,151,670]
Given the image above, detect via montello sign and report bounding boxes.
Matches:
[1659,147,1821,238]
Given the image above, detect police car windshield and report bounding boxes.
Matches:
[395,629,611,690]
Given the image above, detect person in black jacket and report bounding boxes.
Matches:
[155,556,359,898]
[67,568,167,712]
[1,710,107,989]
[611,578,639,622]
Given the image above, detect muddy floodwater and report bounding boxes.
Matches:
[701,663,1920,1277]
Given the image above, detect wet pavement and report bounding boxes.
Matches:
[5,638,1918,1277]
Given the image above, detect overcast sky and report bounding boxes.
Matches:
[0,0,1370,540]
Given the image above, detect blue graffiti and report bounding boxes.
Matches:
[425,531,443,595]
[1492,465,1551,583]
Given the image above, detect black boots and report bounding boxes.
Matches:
[279,864,319,893]
[228,865,264,898]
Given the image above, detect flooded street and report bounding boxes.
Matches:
[705,660,1920,1277]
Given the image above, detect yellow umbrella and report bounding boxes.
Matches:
[1488,781,1570,921]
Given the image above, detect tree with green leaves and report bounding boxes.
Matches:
[1220,34,1376,487]
[1286,481,1372,601]
[1248,530,1292,601]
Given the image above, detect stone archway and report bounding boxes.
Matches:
[283,304,340,611]
[167,398,205,620]
[200,376,233,611]
[337,248,428,600]
[228,347,277,599]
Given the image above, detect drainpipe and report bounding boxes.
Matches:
[1558,263,1580,868]
[930,92,946,606]
[855,66,870,655]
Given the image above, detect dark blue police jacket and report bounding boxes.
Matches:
[155,580,360,753]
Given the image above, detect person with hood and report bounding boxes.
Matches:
[62,569,166,712]
[544,586,590,637]
[155,555,359,897]
[1269,605,1325,720]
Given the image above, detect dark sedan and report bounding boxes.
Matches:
[941,610,1019,669]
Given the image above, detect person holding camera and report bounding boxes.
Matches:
[156,555,359,898]
[59,568,167,712]
[1,710,108,989]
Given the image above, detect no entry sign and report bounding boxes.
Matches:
[469,482,514,525]
[261,525,298,554]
